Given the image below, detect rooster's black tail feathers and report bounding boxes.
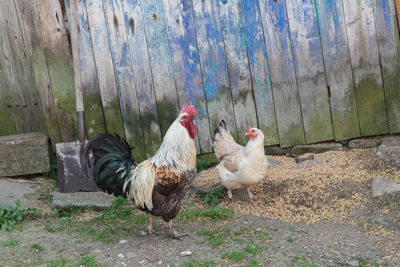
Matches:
[211,119,227,146]
[81,134,136,197]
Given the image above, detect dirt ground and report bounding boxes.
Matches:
[1,148,400,266]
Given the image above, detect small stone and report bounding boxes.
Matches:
[377,144,400,167]
[264,146,288,155]
[180,251,192,256]
[157,261,163,265]
[347,259,359,267]
[120,263,127,267]
[267,157,283,168]
[290,143,342,156]
[371,177,400,197]
[140,231,147,236]
[348,138,379,149]
[127,252,135,259]
[118,254,124,259]
[119,240,128,244]
[139,260,147,264]
[256,228,262,232]
[295,154,314,163]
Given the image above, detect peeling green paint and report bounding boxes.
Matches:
[139,110,162,157]
[381,65,400,134]
[82,94,106,138]
[45,51,77,142]
[355,75,389,136]
[103,98,125,138]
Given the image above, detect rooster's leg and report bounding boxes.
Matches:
[168,221,189,240]
[146,216,159,235]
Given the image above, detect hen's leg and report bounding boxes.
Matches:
[168,221,189,240]
[246,188,257,208]
[227,190,233,202]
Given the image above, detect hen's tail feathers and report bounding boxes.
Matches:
[81,134,136,197]
[212,119,228,146]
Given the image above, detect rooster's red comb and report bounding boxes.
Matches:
[247,125,253,131]
[179,104,197,117]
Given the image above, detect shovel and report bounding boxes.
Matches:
[55,0,99,192]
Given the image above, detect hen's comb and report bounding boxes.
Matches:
[247,125,252,131]
[179,104,197,117]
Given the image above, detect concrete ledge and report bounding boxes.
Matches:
[289,143,343,156]
[51,190,136,210]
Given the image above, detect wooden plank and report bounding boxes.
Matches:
[192,0,237,137]
[373,0,400,133]
[36,0,77,142]
[0,132,50,176]
[140,0,180,137]
[162,0,212,153]
[258,0,305,147]
[64,0,106,139]
[314,0,360,141]
[217,0,258,145]
[17,0,62,146]
[13,0,46,132]
[120,0,162,156]
[0,1,30,134]
[342,0,389,136]
[396,0,400,30]
[86,0,125,138]
[103,0,147,161]
[241,0,279,146]
[0,21,17,136]
[286,0,333,144]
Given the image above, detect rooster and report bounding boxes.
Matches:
[212,120,268,206]
[81,104,198,239]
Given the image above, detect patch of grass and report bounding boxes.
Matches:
[248,258,260,267]
[47,256,69,267]
[221,250,246,263]
[0,200,42,231]
[203,189,225,206]
[43,166,58,183]
[197,157,209,173]
[243,244,262,255]
[79,255,105,267]
[357,257,368,267]
[287,236,295,243]
[58,206,81,218]
[3,240,18,247]
[292,254,318,267]
[184,258,216,267]
[43,187,53,205]
[176,207,234,222]
[198,227,231,247]
[31,243,43,252]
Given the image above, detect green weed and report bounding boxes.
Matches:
[184,258,216,267]
[248,258,260,267]
[221,250,246,263]
[203,189,225,206]
[31,243,43,252]
[287,236,295,243]
[292,254,318,267]
[197,157,209,173]
[243,244,262,255]
[3,240,18,247]
[198,228,231,247]
[176,207,234,222]
[0,200,42,231]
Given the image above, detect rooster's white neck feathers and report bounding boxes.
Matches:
[151,113,197,172]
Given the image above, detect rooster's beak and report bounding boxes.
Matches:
[245,132,248,136]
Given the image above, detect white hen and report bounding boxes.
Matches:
[212,120,268,204]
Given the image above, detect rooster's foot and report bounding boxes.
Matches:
[146,217,161,235]
[168,221,189,240]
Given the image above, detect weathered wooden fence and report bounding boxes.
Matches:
[1,0,400,161]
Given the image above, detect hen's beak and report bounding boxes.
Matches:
[245,132,248,136]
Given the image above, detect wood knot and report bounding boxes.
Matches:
[152,13,157,20]
[129,17,135,35]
